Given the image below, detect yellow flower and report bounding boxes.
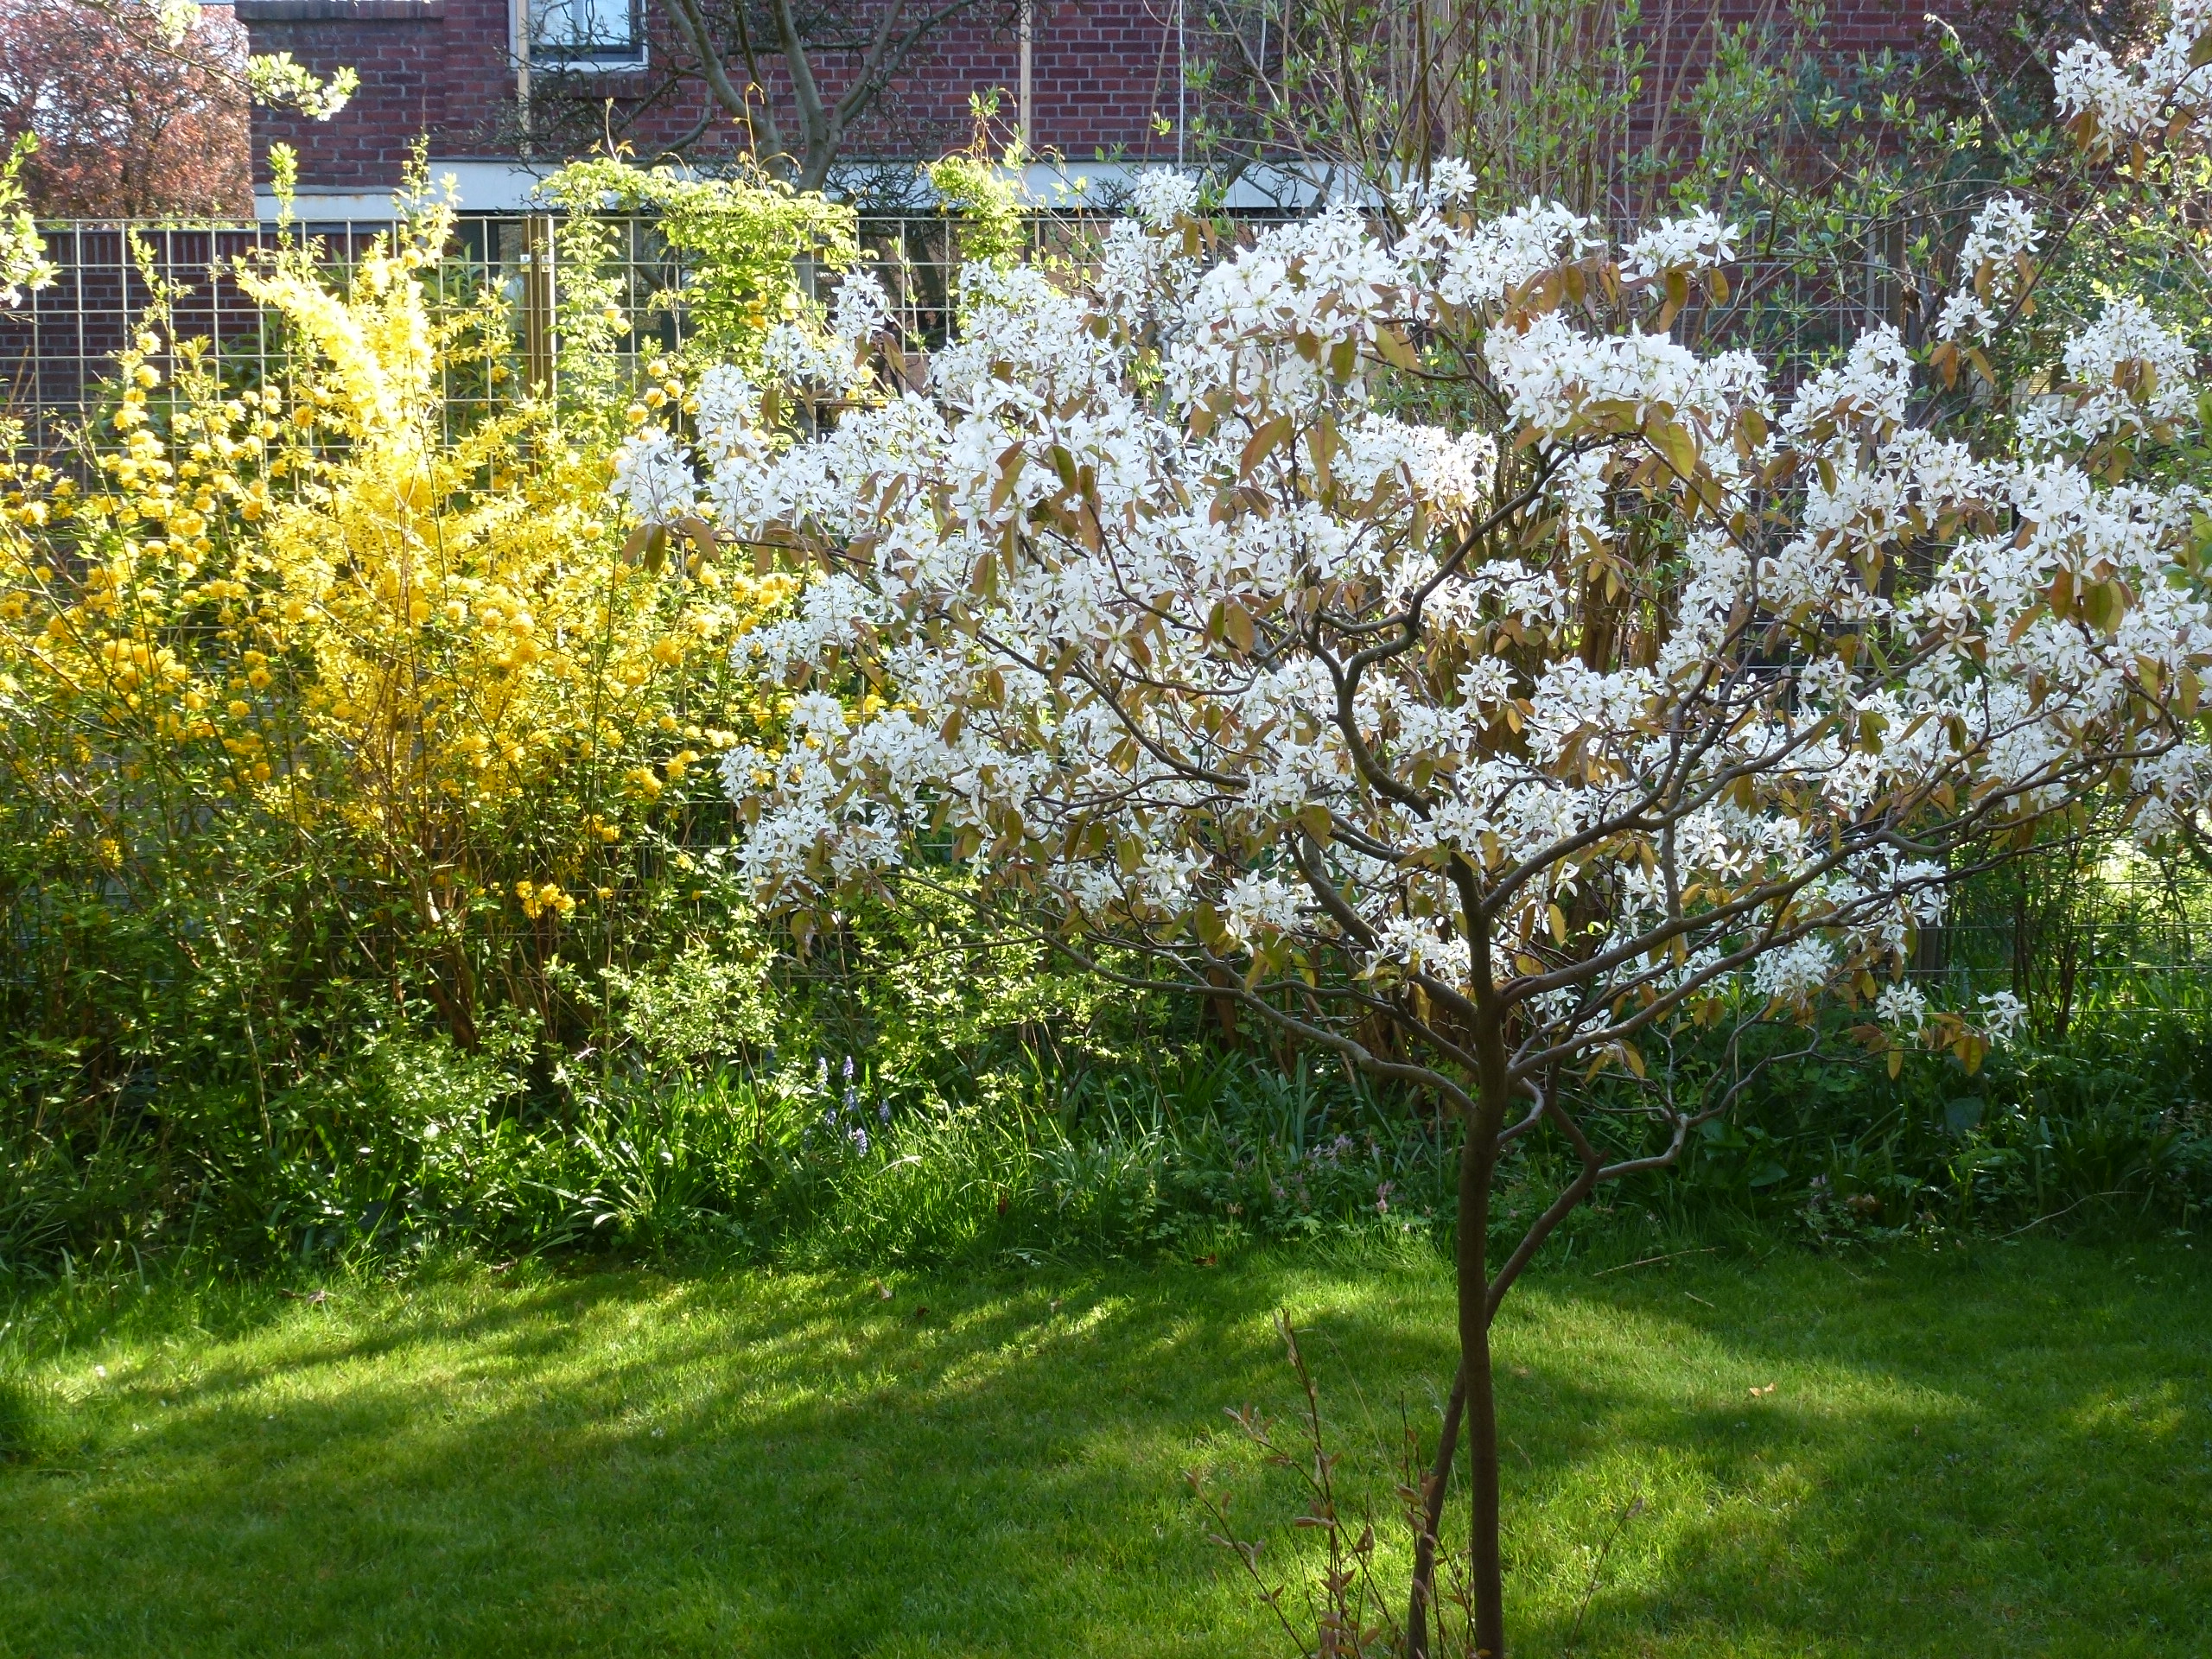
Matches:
[226,699,251,720]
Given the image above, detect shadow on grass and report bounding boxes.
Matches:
[1489,1243,2212,1658]
[0,1371,43,1464]
[0,1242,2205,1657]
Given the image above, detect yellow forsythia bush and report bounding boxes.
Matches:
[0,200,799,1071]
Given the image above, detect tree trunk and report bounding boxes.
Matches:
[1459,1110,1506,1656]
[1460,1018,1511,1656]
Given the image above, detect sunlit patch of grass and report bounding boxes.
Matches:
[0,1237,2206,1656]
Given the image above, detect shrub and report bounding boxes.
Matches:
[0,191,827,1262]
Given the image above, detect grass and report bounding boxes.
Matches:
[0,1236,2208,1656]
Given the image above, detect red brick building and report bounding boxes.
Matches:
[233,0,1948,218]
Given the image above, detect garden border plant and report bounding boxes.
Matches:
[656,19,2212,1647]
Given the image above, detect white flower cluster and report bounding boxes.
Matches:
[1936,194,2043,343]
[1780,325,1914,453]
[759,322,859,392]
[1389,158,1480,217]
[1979,991,2028,1044]
[1873,980,1929,1031]
[830,270,892,347]
[2050,297,2197,443]
[2054,0,2212,150]
[1618,211,1739,285]
[1222,873,1308,943]
[609,428,698,525]
[1957,194,2040,280]
[693,365,761,461]
[1128,169,1201,228]
[679,173,2210,1084]
[1487,312,1766,436]
[1399,198,1604,314]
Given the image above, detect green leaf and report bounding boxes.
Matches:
[1649,416,1699,481]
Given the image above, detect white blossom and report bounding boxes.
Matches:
[1874,981,1929,1031]
[1223,874,1310,942]
[2053,1,2212,150]
[1958,195,2041,284]
[1978,991,2029,1044]
[1128,169,1200,228]
[1618,210,1738,285]
[830,270,891,346]
[673,178,2212,1101]
[2059,296,2197,440]
[608,428,697,524]
[693,365,760,461]
[1390,158,1480,217]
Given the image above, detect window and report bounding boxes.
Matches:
[522,0,642,70]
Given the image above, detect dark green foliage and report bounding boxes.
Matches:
[7,982,2207,1279]
[0,1033,1454,1273]
[5,823,2209,1276]
[1706,997,2212,1238]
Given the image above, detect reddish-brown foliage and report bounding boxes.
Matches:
[0,0,251,218]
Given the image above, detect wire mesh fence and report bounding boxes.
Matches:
[2,209,1891,454]
[1,215,672,451]
[0,212,1172,449]
[1929,856,2212,1020]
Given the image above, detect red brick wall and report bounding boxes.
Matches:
[241,0,454,188]
[242,0,1191,188]
[242,0,1948,194]
[1822,0,1945,55]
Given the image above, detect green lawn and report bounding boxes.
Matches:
[1,1236,2207,1656]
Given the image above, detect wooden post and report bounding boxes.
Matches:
[522,213,556,396]
[513,0,532,155]
[1018,0,1033,156]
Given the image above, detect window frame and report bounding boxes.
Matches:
[515,0,646,73]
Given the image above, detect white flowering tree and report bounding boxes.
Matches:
[607,115,2212,1647]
